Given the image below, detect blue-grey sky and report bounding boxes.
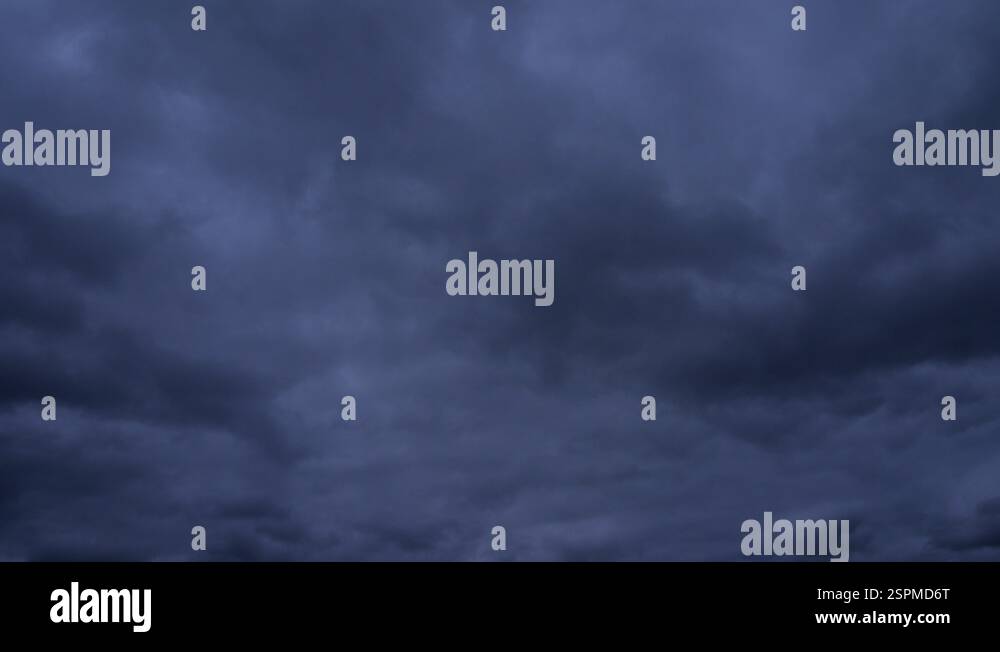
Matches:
[1,0,999,561]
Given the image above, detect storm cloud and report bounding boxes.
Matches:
[1,0,999,561]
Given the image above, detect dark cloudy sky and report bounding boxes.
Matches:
[2,0,999,561]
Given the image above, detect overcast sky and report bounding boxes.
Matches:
[1,0,999,561]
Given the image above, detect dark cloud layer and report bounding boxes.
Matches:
[1,0,1000,561]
